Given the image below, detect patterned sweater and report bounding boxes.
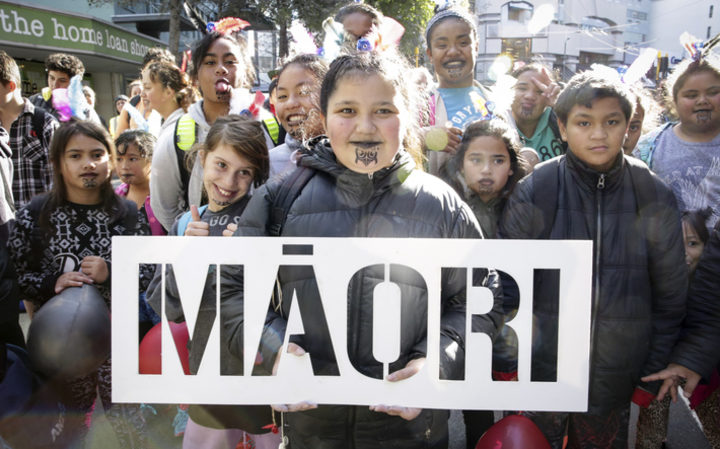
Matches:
[8,196,151,308]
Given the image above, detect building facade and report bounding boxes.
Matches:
[648,0,718,62]
[473,0,654,81]
[0,0,166,121]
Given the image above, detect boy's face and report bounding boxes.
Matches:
[558,97,628,172]
[47,70,71,91]
[622,105,644,154]
[426,18,476,88]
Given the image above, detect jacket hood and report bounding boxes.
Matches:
[299,138,415,207]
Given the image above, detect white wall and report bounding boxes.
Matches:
[648,0,718,60]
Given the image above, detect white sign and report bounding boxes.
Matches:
[112,237,592,411]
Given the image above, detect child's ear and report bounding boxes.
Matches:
[557,120,568,142]
[198,149,206,167]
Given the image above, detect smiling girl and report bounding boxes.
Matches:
[634,53,720,227]
[147,115,275,449]
[221,50,503,449]
[423,5,494,174]
[268,54,328,178]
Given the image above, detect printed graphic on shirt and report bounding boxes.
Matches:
[665,156,720,228]
[437,87,490,130]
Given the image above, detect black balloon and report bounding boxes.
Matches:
[26,284,110,380]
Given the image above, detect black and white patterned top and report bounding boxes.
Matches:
[8,196,152,308]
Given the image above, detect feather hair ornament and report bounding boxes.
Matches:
[207,17,251,35]
[122,102,149,132]
[52,75,90,122]
[680,30,720,61]
[321,18,345,61]
[621,47,656,85]
[68,75,89,120]
[705,32,720,57]
[51,89,72,122]
[289,20,319,55]
[680,32,703,60]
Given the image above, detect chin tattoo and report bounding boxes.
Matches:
[696,111,711,124]
[82,179,97,188]
[355,147,379,166]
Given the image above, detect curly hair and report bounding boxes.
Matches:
[115,129,156,160]
[45,53,84,78]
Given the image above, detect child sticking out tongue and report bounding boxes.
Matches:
[215,80,231,95]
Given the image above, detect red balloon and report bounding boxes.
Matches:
[138,321,191,375]
[475,414,551,449]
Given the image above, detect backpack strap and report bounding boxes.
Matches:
[176,204,208,236]
[530,158,561,239]
[174,114,197,207]
[267,166,315,237]
[30,106,49,150]
[118,199,139,235]
[262,116,280,146]
[23,194,51,263]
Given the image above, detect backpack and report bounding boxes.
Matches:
[266,165,316,236]
[30,106,50,150]
[531,156,658,239]
[174,114,197,209]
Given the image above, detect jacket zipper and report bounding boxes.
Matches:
[348,199,373,448]
[589,174,605,383]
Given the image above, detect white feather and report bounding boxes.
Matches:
[289,20,318,55]
[622,48,656,85]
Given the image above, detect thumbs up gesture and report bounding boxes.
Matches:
[184,205,209,236]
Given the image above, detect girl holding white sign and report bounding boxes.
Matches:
[221,50,504,448]
[147,115,278,449]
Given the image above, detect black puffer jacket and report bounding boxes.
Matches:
[221,140,504,448]
[499,151,686,414]
[671,223,720,379]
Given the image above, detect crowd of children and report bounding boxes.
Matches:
[0,2,719,449]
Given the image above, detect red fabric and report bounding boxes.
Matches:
[690,369,720,409]
[631,387,654,408]
[492,370,518,381]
